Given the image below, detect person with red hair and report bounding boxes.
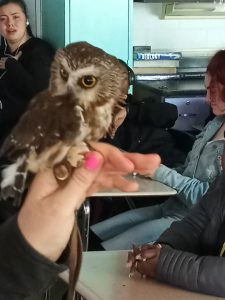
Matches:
[91,50,225,251]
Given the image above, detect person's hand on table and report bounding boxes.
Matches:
[127,243,162,278]
[122,151,161,178]
[18,142,161,262]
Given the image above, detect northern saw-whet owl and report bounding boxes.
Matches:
[0,41,130,203]
[0,41,130,299]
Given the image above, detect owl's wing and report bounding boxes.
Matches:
[0,90,82,204]
[0,90,81,161]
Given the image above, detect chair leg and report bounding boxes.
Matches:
[125,196,136,209]
[78,199,90,252]
[75,293,86,300]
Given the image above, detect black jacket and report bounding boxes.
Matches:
[0,37,55,146]
[157,173,225,297]
[105,98,186,167]
[0,215,65,299]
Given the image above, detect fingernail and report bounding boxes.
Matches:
[84,153,101,170]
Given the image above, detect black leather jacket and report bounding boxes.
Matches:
[157,173,225,297]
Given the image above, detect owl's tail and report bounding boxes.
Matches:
[0,156,28,206]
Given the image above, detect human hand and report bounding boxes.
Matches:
[122,151,161,178]
[127,243,162,278]
[0,51,22,69]
[0,57,8,69]
[17,151,104,261]
[89,142,161,194]
[17,143,160,261]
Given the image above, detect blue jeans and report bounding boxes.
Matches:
[91,198,187,250]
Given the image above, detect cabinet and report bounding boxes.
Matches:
[133,80,210,132]
[165,97,210,131]
[41,0,133,65]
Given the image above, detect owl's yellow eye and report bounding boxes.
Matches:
[79,75,97,88]
[60,67,69,81]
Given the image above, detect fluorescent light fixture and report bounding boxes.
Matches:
[162,1,225,18]
[172,2,217,12]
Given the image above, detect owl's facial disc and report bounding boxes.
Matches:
[78,75,97,89]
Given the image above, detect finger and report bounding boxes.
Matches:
[124,153,161,174]
[26,151,103,211]
[112,175,139,192]
[86,174,138,196]
[136,249,158,260]
[90,142,134,172]
[56,151,103,210]
[136,260,152,275]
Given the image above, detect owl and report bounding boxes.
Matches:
[0,41,130,204]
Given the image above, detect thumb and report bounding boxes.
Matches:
[57,151,103,210]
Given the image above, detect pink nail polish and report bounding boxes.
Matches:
[85,154,100,170]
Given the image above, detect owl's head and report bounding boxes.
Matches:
[48,42,130,110]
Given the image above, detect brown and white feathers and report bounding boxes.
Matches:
[0,41,129,204]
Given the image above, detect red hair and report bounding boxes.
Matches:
[207,50,225,102]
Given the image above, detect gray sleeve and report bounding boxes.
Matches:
[157,246,225,297]
[156,176,225,297]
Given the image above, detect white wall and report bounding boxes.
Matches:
[134,3,225,55]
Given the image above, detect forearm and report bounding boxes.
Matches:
[152,164,209,207]
[157,246,225,297]
[0,215,65,298]
[157,196,210,252]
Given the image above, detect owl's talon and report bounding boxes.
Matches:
[67,144,88,167]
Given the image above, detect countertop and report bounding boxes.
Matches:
[63,251,224,300]
[134,79,206,98]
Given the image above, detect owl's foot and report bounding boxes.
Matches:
[67,144,89,167]
[53,144,89,185]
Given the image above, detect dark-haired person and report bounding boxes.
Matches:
[91,50,225,250]
[0,0,55,146]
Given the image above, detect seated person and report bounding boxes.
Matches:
[91,50,225,250]
[0,0,55,146]
[127,170,225,298]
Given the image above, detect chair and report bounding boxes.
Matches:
[77,200,91,251]
[168,128,196,155]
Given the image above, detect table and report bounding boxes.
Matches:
[79,175,177,250]
[94,174,177,197]
[60,250,223,300]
